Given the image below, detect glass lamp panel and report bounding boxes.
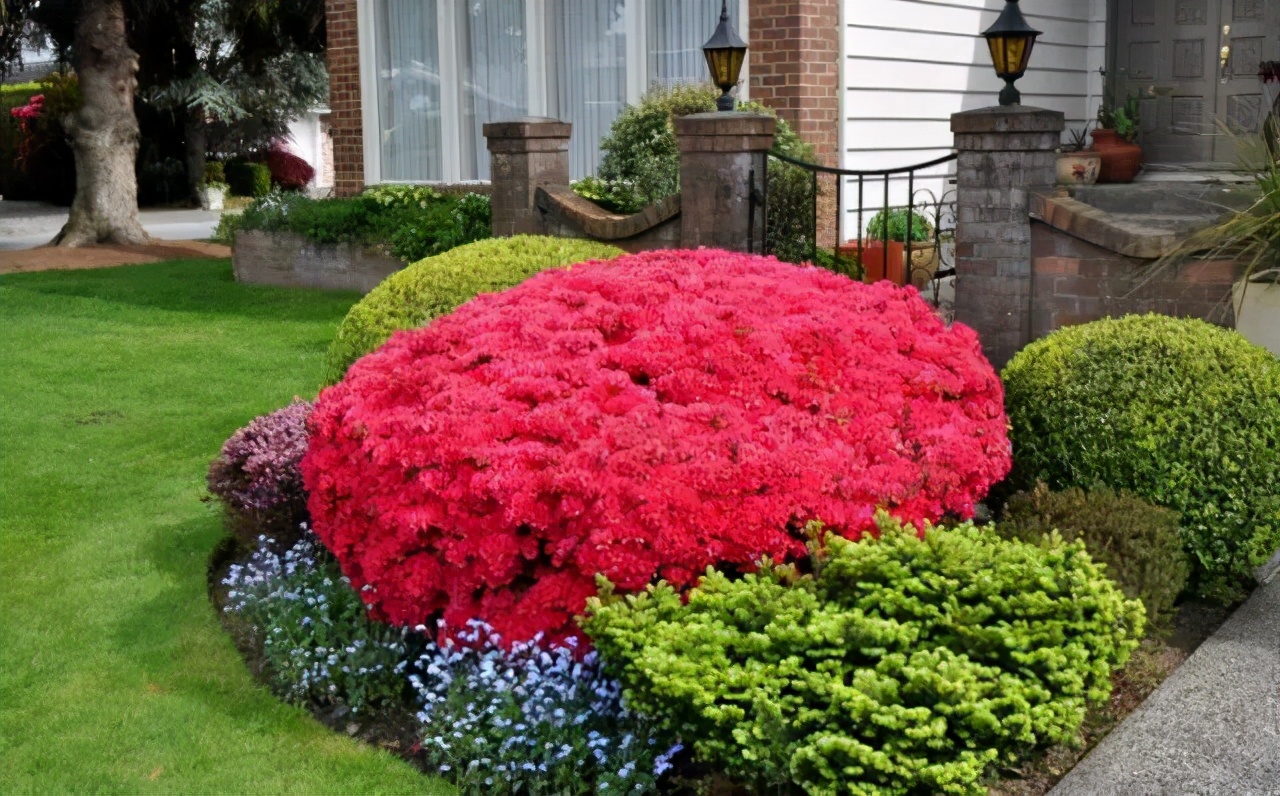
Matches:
[1005,37,1028,76]
[987,35,1009,75]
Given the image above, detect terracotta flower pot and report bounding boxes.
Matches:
[837,240,906,286]
[1090,129,1143,183]
[1057,151,1102,185]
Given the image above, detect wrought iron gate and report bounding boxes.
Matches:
[750,150,959,301]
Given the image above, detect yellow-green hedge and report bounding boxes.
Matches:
[324,236,624,384]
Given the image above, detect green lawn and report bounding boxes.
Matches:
[0,260,450,794]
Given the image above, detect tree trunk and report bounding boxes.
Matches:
[52,0,149,247]
[184,106,206,205]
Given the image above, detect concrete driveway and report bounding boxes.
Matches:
[0,200,224,251]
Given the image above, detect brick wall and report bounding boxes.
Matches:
[1031,222,1239,336]
[326,0,364,197]
[748,0,841,167]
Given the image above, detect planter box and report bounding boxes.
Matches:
[232,230,404,293]
[836,240,907,286]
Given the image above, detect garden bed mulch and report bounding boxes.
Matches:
[0,240,230,274]
[207,534,1233,796]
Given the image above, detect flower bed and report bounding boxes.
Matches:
[207,249,1257,795]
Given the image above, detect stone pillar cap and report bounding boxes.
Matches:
[483,118,572,139]
[675,111,778,136]
[950,106,1065,134]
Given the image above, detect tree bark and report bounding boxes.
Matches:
[184,106,207,204]
[52,0,149,247]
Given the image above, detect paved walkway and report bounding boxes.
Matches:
[1050,576,1280,796]
[0,200,223,251]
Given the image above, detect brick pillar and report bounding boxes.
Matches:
[483,118,572,237]
[748,0,840,167]
[326,0,364,197]
[675,112,776,252]
[951,107,1064,369]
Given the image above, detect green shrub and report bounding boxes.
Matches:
[324,236,624,384]
[226,161,272,197]
[996,483,1189,628]
[218,189,492,262]
[1002,314,1280,603]
[579,83,818,265]
[865,207,935,243]
[203,160,226,186]
[583,516,1144,796]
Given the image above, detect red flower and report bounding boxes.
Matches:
[302,249,1011,646]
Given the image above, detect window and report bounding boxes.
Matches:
[362,0,745,183]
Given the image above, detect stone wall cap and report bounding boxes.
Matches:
[483,118,573,139]
[537,185,681,240]
[951,106,1065,134]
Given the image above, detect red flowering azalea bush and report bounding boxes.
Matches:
[303,249,1010,644]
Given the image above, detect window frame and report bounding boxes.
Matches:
[357,0,750,186]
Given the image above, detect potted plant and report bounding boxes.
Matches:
[837,208,937,287]
[1057,126,1102,186]
[200,160,228,211]
[1092,95,1143,183]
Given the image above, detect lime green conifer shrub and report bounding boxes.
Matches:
[583,516,1144,796]
[324,235,623,384]
[996,483,1189,628]
[1002,314,1280,603]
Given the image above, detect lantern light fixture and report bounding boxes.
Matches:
[982,0,1042,106]
[702,0,748,112]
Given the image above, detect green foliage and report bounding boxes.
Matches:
[1002,314,1280,603]
[583,516,1144,796]
[575,82,818,265]
[221,189,492,263]
[226,161,272,197]
[1098,94,1141,142]
[203,160,227,187]
[865,207,936,243]
[996,483,1189,629]
[324,236,624,384]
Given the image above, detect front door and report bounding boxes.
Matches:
[1114,0,1280,168]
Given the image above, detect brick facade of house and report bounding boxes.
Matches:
[327,0,364,197]
[748,0,841,167]
[323,0,842,196]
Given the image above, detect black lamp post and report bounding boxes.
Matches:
[702,0,748,111]
[982,0,1041,106]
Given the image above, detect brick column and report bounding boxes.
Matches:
[675,112,776,252]
[748,0,840,167]
[326,0,364,197]
[483,118,572,237]
[951,107,1064,369]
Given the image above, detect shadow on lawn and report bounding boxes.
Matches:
[0,260,360,323]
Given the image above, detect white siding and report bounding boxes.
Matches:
[839,0,1107,238]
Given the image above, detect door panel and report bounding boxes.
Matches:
[1216,0,1280,161]
[1114,0,1279,167]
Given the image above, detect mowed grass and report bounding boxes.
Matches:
[0,260,449,794]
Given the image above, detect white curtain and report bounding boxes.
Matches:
[549,0,627,178]
[458,0,528,181]
[375,0,443,181]
[647,0,741,89]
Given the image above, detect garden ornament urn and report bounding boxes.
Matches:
[983,0,1041,106]
[703,0,747,112]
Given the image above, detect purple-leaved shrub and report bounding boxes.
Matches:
[208,399,312,546]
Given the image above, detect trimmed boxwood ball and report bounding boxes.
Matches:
[303,249,1011,646]
[581,516,1145,796]
[1002,314,1280,603]
[323,235,623,384]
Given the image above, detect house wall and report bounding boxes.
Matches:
[327,0,364,197]
[839,0,1107,238]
